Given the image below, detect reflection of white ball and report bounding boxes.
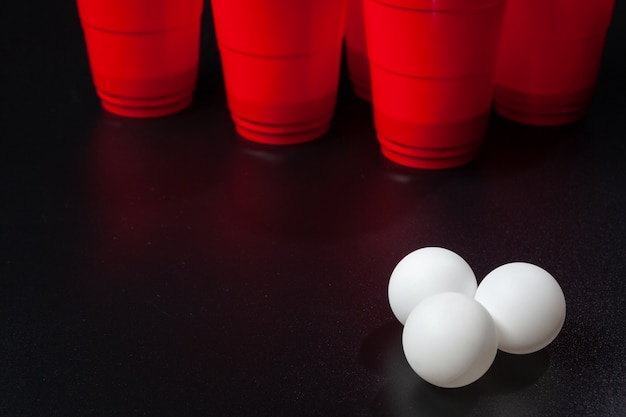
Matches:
[474,262,566,355]
[388,247,477,325]
[402,292,498,388]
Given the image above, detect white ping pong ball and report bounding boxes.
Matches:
[474,262,566,355]
[402,292,498,388]
[388,247,477,325]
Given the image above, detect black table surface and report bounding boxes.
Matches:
[2,2,626,416]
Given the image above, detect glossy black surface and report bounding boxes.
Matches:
[2,1,625,416]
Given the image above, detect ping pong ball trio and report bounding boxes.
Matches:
[388,247,566,388]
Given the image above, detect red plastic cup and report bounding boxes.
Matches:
[363,0,505,169]
[345,0,371,101]
[211,0,347,145]
[494,0,615,126]
[76,0,203,118]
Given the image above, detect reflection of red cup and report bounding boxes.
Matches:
[364,0,505,169]
[76,0,203,118]
[345,0,371,101]
[494,0,615,126]
[211,0,347,145]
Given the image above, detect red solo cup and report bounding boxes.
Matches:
[364,0,505,169]
[494,0,615,126]
[76,0,203,118]
[211,0,347,145]
[345,0,371,101]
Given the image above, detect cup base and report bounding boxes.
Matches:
[232,113,332,145]
[379,136,481,169]
[346,50,372,102]
[494,85,593,126]
[98,88,194,118]
[375,112,488,169]
[351,81,372,102]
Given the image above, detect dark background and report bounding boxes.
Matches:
[1,1,625,416]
